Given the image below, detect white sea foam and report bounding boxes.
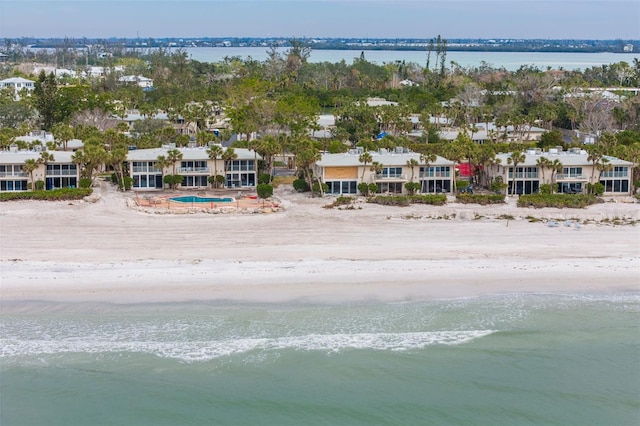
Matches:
[1,330,495,362]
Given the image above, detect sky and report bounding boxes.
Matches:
[0,0,638,40]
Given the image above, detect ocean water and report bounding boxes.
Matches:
[1,293,639,426]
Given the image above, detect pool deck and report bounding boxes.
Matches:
[132,191,279,213]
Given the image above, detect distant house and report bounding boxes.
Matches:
[437,122,546,144]
[313,147,455,195]
[118,75,154,89]
[85,65,125,78]
[0,77,35,100]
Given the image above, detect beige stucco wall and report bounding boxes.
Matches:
[324,166,358,179]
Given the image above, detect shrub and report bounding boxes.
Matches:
[292,178,310,192]
[586,182,605,196]
[517,194,600,208]
[312,182,328,195]
[404,181,420,195]
[0,188,93,202]
[122,176,134,190]
[538,184,553,195]
[370,195,411,206]
[256,183,273,199]
[79,178,92,189]
[456,180,470,191]
[163,174,183,188]
[456,193,505,205]
[258,174,272,185]
[409,194,447,205]
[491,177,507,194]
[357,182,371,196]
[324,196,354,208]
[34,180,45,190]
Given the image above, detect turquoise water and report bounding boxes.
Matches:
[1,293,639,425]
[170,196,234,203]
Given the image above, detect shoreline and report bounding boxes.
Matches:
[1,187,639,305]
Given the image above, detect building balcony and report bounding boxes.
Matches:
[0,171,27,177]
[374,173,408,181]
[132,167,162,173]
[177,167,211,174]
[46,170,77,176]
[419,173,450,178]
[556,174,587,181]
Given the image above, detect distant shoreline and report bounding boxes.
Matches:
[17,37,639,54]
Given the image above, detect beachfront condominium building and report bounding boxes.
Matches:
[487,147,635,195]
[0,147,79,192]
[313,147,456,196]
[125,145,261,191]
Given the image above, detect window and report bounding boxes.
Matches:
[561,167,583,178]
[228,160,255,171]
[420,166,450,178]
[376,182,403,194]
[600,166,628,178]
[421,179,451,193]
[599,179,629,193]
[226,172,256,188]
[379,167,402,178]
[509,167,538,179]
[182,175,208,187]
[326,180,357,195]
[1,180,28,191]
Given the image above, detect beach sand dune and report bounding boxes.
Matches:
[1,187,639,304]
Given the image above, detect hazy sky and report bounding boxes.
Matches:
[1,0,638,40]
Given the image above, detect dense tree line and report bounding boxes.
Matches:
[1,40,639,190]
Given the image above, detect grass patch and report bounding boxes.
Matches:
[271,175,296,188]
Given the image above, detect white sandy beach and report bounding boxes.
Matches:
[1,185,639,304]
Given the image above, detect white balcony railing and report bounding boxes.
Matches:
[177,167,211,173]
[556,174,587,180]
[419,172,450,178]
[375,173,408,181]
[0,171,27,177]
[46,170,77,176]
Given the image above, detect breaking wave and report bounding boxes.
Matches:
[1,330,495,362]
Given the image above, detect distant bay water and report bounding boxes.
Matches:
[183,47,638,71]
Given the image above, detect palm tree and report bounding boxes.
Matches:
[295,141,321,196]
[155,155,171,189]
[536,157,551,184]
[550,159,563,192]
[406,158,419,182]
[358,150,373,181]
[38,151,55,190]
[22,158,39,190]
[207,144,224,188]
[587,145,605,182]
[507,150,526,195]
[52,122,74,151]
[221,147,238,188]
[166,148,183,175]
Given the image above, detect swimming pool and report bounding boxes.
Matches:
[170,196,234,203]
